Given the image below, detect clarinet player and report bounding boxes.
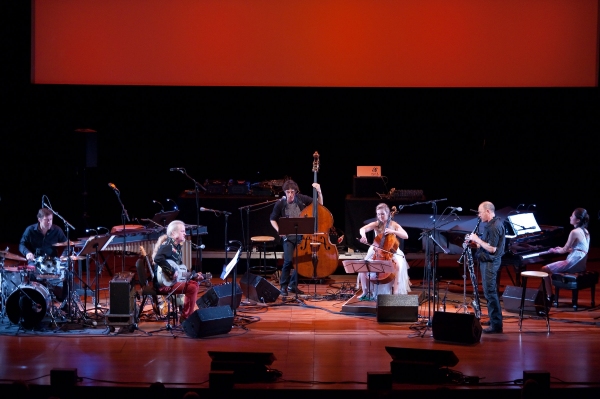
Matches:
[465,201,505,334]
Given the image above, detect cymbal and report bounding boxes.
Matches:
[0,250,26,262]
[52,241,83,247]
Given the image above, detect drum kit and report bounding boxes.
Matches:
[0,244,87,330]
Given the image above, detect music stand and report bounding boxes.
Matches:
[76,234,113,319]
[277,217,315,301]
[152,210,179,228]
[342,260,395,300]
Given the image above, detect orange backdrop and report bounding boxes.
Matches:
[32,0,599,87]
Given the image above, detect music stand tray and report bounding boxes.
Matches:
[77,234,113,257]
[278,217,315,236]
[152,210,180,227]
[342,260,395,274]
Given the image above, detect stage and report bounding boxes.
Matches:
[1,251,600,399]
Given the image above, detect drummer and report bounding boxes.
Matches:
[19,208,68,263]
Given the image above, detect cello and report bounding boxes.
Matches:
[296,152,339,279]
[368,206,400,281]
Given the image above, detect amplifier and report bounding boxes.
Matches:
[108,272,135,317]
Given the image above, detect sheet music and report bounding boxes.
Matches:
[220,247,242,280]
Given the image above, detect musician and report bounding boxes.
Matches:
[466,201,505,334]
[358,203,411,299]
[19,208,68,262]
[152,220,202,323]
[270,179,323,296]
[541,208,590,303]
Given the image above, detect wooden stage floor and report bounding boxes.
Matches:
[1,250,600,398]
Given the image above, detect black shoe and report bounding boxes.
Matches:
[280,287,288,296]
[482,327,503,334]
[289,286,304,295]
[480,320,491,326]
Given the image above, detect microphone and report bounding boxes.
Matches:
[200,207,220,214]
[527,204,537,211]
[170,167,184,172]
[85,228,98,234]
[190,242,205,250]
[153,200,165,212]
[166,198,179,210]
[97,226,109,233]
[108,183,119,192]
[449,207,462,212]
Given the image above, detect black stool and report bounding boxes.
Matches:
[551,271,598,311]
[519,271,550,333]
[249,236,277,279]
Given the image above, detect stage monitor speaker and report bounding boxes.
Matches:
[385,346,459,383]
[376,294,419,322]
[109,273,135,315]
[197,282,242,309]
[502,285,544,315]
[182,306,234,338]
[432,311,482,344]
[240,272,280,303]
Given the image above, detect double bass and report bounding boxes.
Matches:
[296,152,339,279]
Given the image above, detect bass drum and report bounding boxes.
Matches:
[6,282,51,329]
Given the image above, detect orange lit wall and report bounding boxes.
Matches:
[32,0,599,87]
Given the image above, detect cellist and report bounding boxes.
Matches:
[358,203,411,299]
[270,179,323,296]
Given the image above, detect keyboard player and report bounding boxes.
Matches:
[540,208,590,302]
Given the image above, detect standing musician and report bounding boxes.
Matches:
[270,179,323,296]
[152,220,203,323]
[358,203,411,299]
[19,208,68,262]
[466,201,505,334]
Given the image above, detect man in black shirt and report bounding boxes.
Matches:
[466,201,505,334]
[19,208,68,262]
[269,179,323,296]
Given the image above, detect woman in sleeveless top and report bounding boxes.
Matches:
[541,208,590,300]
[358,203,411,299]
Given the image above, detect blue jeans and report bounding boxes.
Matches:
[279,235,300,289]
[480,260,503,330]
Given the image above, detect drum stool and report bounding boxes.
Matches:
[249,236,277,279]
[518,271,550,333]
[551,270,598,311]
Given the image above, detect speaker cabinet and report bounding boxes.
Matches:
[109,273,135,315]
[240,272,280,303]
[386,346,459,383]
[376,294,419,322]
[352,176,387,198]
[432,311,482,344]
[182,306,234,338]
[197,283,242,309]
[502,285,544,315]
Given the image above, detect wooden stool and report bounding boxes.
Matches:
[551,271,598,311]
[249,236,277,278]
[519,271,550,332]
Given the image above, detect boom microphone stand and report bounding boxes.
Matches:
[170,168,206,273]
[108,183,130,273]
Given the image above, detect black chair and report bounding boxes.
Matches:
[135,258,163,320]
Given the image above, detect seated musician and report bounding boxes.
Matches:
[19,208,68,263]
[541,208,590,303]
[358,203,411,299]
[152,220,203,323]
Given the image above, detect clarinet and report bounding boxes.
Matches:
[459,218,482,319]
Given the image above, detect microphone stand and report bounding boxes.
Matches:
[108,187,130,273]
[174,169,206,273]
[238,198,280,305]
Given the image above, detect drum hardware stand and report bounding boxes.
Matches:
[238,198,279,306]
[42,201,86,326]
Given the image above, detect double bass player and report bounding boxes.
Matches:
[270,179,323,296]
